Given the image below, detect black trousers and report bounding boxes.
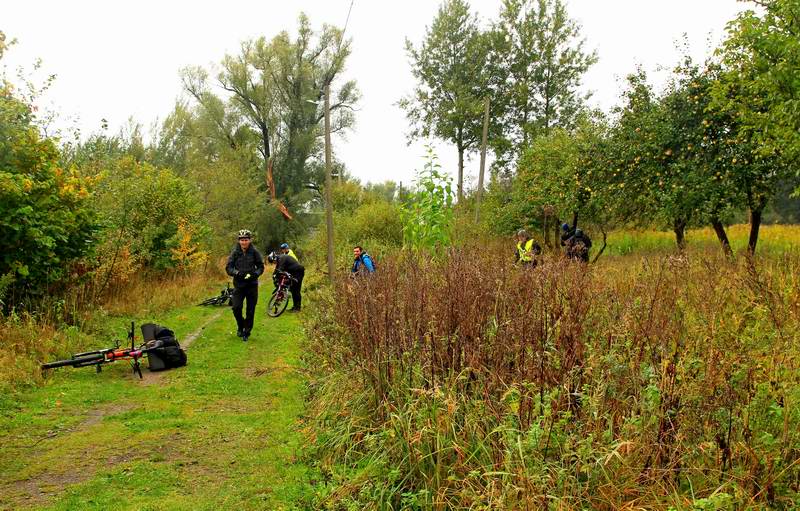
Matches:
[290,268,304,309]
[231,283,258,333]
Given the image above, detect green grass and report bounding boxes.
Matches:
[0,286,312,510]
[604,223,800,256]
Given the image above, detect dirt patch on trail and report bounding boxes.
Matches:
[0,402,139,509]
[1,447,146,509]
[245,356,295,379]
[1,470,86,509]
[140,310,223,385]
[9,402,136,451]
[246,365,294,379]
[180,310,224,350]
[77,401,136,430]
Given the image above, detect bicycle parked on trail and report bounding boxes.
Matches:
[267,270,296,317]
[197,283,233,307]
[41,322,186,378]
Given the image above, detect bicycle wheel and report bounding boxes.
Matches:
[267,289,290,317]
[198,297,217,306]
[42,353,104,370]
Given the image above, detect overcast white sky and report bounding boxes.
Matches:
[3,0,749,187]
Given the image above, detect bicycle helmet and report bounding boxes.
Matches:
[561,223,570,232]
[237,229,252,239]
[267,251,277,264]
[280,243,289,249]
[516,229,529,238]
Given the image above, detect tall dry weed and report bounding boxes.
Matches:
[307,245,800,509]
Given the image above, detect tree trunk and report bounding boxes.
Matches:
[261,124,271,160]
[748,207,763,255]
[591,225,608,263]
[543,213,550,248]
[474,96,490,223]
[554,222,561,251]
[673,218,687,251]
[571,211,579,230]
[457,144,464,203]
[521,104,530,148]
[261,124,271,197]
[324,85,335,283]
[711,218,733,257]
[543,68,553,137]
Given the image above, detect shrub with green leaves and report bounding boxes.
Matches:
[400,146,454,251]
[343,201,403,247]
[302,181,402,277]
[89,156,208,271]
[0,84,98,301]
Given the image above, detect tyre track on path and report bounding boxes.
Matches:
[140,308,224,384]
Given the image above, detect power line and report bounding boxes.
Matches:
[342,0,355,41]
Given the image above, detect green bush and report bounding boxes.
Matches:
[400,147,454,251]
[89,157,208,271]
[0,86,98,301]
[301,181,403,275]
[342,201,403,247]
[331,180,373,214]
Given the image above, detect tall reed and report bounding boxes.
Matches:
[306,244,800,509]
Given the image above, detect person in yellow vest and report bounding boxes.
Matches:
[514,229,542,268]
[280,243,298,261]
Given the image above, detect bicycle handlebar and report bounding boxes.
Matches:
[274,270,297,283]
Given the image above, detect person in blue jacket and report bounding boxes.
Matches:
[351,245,375,275]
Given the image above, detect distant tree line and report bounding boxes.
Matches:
[402,0,800,254]
[0,14,364,307]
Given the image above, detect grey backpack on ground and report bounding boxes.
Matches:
[141,323,188,372]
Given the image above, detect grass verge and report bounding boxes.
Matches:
[0,285,313,510]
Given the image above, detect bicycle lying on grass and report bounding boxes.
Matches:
[267,270,296,317]
[41,322,186,378]
[198,283,233,307]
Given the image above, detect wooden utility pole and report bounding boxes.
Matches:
[324,85,335,284]
[475,96,490,223]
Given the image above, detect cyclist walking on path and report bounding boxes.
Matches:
[351,246,375,276]
[271,251,305,312]
[226,229,265,342]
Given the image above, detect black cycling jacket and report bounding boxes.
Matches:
[226,244,265,287]
[275,253,304,275]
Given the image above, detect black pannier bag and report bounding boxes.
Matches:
[140,323,187,372]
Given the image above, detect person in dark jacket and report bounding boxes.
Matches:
[270,251,305,312]
[566,229,592,262]
[560,221,592,262]
[225,229,265,341]
[351,246,375,275]
[560,222,576,247]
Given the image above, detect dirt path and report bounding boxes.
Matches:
[140,309,224,385]
[0,294,311,510]
[179,309,224,350]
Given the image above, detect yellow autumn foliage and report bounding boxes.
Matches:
[171,219,208,271]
